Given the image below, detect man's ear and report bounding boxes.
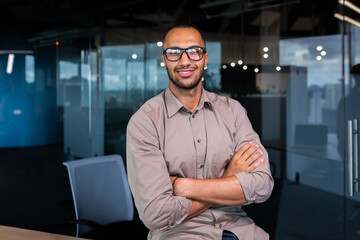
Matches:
[204,52,209,68]
[161,54,166,67]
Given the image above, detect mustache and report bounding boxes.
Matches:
[174,66,197,71]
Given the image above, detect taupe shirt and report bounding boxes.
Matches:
[126,88,274,240]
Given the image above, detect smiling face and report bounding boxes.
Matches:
[162,27,208,91]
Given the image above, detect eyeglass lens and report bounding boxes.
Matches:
[165,47,205,61]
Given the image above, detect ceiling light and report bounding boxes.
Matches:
[237,60,243,65]
[320,51,326,56]
[222,64,227,69]
[132,54,137,59]
[157,41,163,47]
[334,13,360,28]
[230,62,236,67]
[160,62,165,67]
[263,47,269,52]
[276,66,281,71]
[263,53,269,59]
[316,46,323,51]
[338,0,360,15]
[243,65,248,70]
[316,56,322,61]
[254,68,259,73]
[6,54,14,74]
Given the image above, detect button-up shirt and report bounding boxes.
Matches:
[126,88,274,240]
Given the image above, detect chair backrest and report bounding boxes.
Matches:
[63,154,134,236]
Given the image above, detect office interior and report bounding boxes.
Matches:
[1,0,360,239]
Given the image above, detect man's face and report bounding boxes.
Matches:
[162,27,208,90]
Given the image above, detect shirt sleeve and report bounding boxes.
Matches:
[232,100,274,204]
[126,111,192,230]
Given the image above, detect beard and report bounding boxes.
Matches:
[166,65,205,90]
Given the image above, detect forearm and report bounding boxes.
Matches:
[185,200,213,221]
[174,176,246,206]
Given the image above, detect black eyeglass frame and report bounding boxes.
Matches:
[162,46,207,62]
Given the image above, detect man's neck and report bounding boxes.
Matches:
[169,82,203,112]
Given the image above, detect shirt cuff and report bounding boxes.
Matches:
[168,196,192,227]
[234,171,255,204]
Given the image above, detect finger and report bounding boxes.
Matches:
[233,141,252,159]
[246,159,264,173]
[245,150,263,163]
[241,144,259,161]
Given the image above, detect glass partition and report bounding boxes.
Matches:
[0,50,58,147]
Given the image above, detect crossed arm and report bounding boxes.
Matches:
[170,142,264,220]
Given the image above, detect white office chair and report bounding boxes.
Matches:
[63,154,147,239]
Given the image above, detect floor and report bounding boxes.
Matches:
[0,144,77,236]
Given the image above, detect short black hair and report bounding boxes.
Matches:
[162,24,206,47]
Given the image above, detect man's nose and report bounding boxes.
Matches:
[178,51,191,65]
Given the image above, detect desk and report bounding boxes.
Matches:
[0,225,89,240]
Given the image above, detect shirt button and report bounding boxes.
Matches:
[200,165,204,168]
[197,139,201,143]
[219,224,222,228]
[192,114,195,118]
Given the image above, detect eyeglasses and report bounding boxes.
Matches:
[162,46,206,62]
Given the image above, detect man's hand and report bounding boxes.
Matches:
[223,142,264,178]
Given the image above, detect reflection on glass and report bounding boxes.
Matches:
[59,60,78,80]
[59,48,104,158]
[279,34,345,198]
[280,34,346,157]
[25,55,35,83]
[6,54,14,74]
[0,53,57,147]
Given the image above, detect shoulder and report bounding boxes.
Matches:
[128,91,166,128]
[205,90,246,114]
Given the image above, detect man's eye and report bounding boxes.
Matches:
[168,49,180,54]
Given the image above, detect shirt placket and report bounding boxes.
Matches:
[189,109,207,179]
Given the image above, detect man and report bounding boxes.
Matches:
[126,24,274,240]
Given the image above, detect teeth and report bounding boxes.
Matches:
[179,71,190,73]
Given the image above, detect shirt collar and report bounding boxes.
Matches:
[164,87,213,118]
